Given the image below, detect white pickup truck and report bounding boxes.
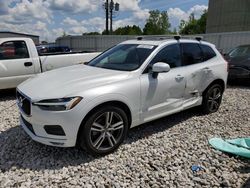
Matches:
[0,38,100,90]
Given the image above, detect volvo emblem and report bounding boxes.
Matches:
[19,97,23,107]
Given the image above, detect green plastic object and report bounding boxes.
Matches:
[226,138,250,149]
[209,138,250,158]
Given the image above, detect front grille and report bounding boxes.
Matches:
[17,91,31,116]
[21,115,35,135]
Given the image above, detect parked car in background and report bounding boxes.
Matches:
[0,38,100,90]
[17,37,228,155]
[225,45,250,81]
[37,45,71,55]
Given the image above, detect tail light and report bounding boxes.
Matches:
[222,54,229,72]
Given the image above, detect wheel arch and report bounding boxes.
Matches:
[203,79,226,96]
[76,100,132,147]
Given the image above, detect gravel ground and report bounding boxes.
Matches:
[0,87,249,188]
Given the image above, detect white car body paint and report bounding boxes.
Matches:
[17,39,228,147]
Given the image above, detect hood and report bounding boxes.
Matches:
[18,65,130,100]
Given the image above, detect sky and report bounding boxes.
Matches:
[0,0,208,42]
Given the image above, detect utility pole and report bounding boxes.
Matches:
[105,0,109,35]
[110,0,114,34]
[103,0,119,35]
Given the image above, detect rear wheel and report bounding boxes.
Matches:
[79,106,128,156]
[201,84,223,114]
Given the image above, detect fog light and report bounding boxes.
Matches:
[44,125,66,136]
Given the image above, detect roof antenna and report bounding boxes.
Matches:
[174,35,181,40]
[195,36,203,42]
[137,36,143,40]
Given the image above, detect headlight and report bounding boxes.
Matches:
[33,97,82,111]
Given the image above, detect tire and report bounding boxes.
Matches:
[79,106,129,156]
[201,84,223,114]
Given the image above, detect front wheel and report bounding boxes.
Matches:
[79,106,129,156]
[201,84,223,114]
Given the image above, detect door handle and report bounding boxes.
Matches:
[24,62,33,67]
[175,75,184,81]
[203,67,212,73]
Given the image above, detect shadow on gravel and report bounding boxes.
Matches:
[0,89,16,101]
[227,80,250,89]
[0,126,95,172]
[236,163,250,174]
[0,108,198,172]
[241,177,250,188]
[0,89,16,97]
[126,108,198,144]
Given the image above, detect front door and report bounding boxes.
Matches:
[140,43,186,122]
[0,40,35,89]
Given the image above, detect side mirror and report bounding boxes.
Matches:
[152,62,170,78]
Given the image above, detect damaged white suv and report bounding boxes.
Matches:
[17,36,228,155]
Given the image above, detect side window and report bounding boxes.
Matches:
[150,44,181,68]
[0,41,29,60]
[200,44,216,61]
[181,43,203,66]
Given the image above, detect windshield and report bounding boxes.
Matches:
[87,44,156,71]
[229,46,250,58]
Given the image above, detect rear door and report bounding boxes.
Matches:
[0,40,35,89]
[180,42,215,108]
[140,43,186,122]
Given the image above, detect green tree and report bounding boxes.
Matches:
[113,25,142,35]
[179,10,207,35]
[143,10,171,35]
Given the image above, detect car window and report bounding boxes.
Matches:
[88,44,156,71]
[228,46,250,58]
[181,43,203,66]
[0,41,29,60]
[150,43,181,69]
[200,44,216,61]
[108,49,129,64]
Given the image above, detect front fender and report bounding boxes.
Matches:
[78,93,141,128]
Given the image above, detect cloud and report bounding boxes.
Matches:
[69,26,88,34]
[82,17,106,32]
[0,1,208,42]
[52,28,65,37]
[115,0,141,11]
[48,0,99,13]
[63,17,79,26]
[0,2,9,15]
[0,0,52,26]
[168,5,207,29]
[9,0,52,22]
[188,5,208,19]
[133,8,150,20]
[61,17,105,34]
[0,20,51,41]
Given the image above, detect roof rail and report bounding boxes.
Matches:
[136,35,203,42]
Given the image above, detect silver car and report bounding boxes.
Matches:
[17,37,228,155]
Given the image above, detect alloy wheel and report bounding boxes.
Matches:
[207,87,222,112]
[90,111,124,151]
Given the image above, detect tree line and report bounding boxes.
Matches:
[66,9,207,37]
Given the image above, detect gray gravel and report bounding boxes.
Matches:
[0,87,249,188]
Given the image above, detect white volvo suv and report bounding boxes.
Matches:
[17,36,228,155]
